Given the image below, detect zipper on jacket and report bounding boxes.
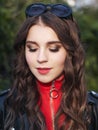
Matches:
[50,81,59,130]
[50,93,55,130]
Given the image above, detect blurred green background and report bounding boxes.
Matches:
[0,0,98,92]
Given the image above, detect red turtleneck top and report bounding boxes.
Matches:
[37,75,64,130]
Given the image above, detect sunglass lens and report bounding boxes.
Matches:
[26,4,45,17]
[51,5,72,18]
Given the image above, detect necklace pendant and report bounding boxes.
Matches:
[50,87,59,99]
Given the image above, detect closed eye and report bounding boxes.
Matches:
[26,45,38,52]
[29,48,37,52]
[49,45,61,52]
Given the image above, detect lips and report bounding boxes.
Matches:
[37,68,51,74]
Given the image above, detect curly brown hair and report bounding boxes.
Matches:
[4,12,87,130]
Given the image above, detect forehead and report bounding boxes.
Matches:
[26,24,60,43]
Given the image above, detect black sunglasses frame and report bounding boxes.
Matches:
[25,3,72,18]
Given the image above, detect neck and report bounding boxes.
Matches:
[37,74,64,88]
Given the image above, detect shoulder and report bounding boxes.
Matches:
[0,89,10,108]
[0,89,10,98]
[0,89,10,96]
[0,89,10,129]
[87,91,98,129]
[87,91,98,105]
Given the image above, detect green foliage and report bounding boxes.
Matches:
[0,0,26,90]
[74,7,98,91]
[0,0,98,92]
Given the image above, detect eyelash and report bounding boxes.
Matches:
[49,47,60,52]
[27,46,61,53]
[29,48,37,52]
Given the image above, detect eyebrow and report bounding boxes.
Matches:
[26,40,62,45]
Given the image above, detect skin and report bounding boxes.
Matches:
[25,22,67,83]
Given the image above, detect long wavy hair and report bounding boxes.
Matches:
[5,12,88,130]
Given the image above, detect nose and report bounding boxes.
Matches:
[37,49,48,63]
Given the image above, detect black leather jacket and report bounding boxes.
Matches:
[0,89,98,130]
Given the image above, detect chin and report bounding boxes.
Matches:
[37,78,53,83]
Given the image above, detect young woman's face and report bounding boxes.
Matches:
[25,23,67,83]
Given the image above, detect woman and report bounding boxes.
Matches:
[0,3,98,130]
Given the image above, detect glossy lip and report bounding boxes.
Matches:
[37,68,52,74]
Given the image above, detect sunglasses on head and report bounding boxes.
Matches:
[25,3,72,18]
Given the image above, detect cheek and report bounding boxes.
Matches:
[25,52,33,66]
[54,53,66,67]
[58,58,66,68]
